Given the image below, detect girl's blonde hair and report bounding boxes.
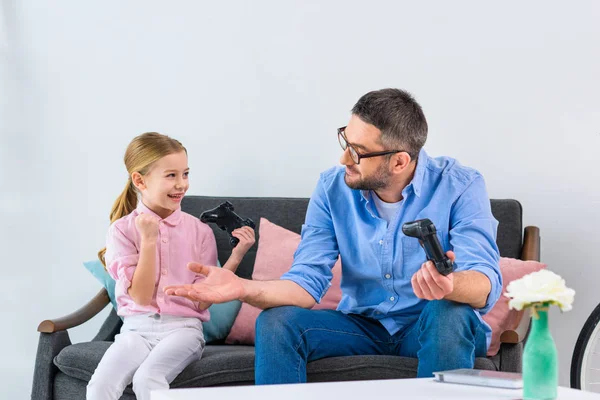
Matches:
[98,132,186,267]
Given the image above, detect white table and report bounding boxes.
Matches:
[152,378,600,400]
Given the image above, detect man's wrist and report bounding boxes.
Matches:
[238,278,255,302]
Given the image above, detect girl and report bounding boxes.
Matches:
[87,132,255,400]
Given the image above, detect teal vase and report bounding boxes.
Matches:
[523,302,558,400]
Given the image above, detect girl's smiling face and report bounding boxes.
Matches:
[132,150,189,219]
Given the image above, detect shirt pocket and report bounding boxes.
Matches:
[400,229,449,279]
[400,236,424,280]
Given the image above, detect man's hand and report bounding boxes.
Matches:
[164,263,245,303]
[231,226,256,259]
[411,251,456,300]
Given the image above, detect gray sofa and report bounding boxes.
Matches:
[32,196,540,400]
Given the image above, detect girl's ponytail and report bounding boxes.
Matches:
[98,178,138,267]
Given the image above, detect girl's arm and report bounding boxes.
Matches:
[128,213,159,306]
[194,226,255,310]
[222,226,256,273]
[194,226,255,311]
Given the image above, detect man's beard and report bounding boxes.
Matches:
[344,163,392,191]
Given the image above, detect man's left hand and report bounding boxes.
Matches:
[411,251,456,300]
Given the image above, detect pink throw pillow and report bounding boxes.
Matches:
[483,257,547,356]
[225,218,342,345]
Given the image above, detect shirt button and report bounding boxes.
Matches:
[162,238,168,243]
[385,274,391,279]
[390,296,395,301]
[161,269,167,276]
[379,240,384,245]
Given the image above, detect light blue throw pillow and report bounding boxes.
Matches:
[82,258,241,343]
[202,299,242,343]
[83,259,118,310]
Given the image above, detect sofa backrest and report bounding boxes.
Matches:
[181,196,310,279]
[94,197,524,342]
[490,199,523,259]
[181,196,523,279]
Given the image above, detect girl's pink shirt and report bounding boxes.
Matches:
[105,202,217,320]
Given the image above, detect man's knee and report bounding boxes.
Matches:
[255,306,314,346]
[420,300,475,329]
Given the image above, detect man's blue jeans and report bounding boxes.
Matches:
[254,300,488,385]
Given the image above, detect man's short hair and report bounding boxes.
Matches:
[351,88,428,159]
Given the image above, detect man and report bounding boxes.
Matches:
[165,88,501,384]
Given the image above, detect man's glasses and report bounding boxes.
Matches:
[337,126,407,165]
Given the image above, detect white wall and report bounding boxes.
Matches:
[2,0,599,397]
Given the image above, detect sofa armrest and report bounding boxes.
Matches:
[498,342,523,373]
[37,288,110,333]
[520,226,540,262]
[500,308,531,344]
[499,225,540,344]
[31,331,72,400]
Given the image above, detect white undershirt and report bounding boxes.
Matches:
[371,191,402,226]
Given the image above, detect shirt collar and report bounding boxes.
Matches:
[406,148,428,198]
[360,190,370,202]
[136,201,183,226]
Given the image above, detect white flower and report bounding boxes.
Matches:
[504,269,575,312]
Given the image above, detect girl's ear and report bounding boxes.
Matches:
[131,172,146,191]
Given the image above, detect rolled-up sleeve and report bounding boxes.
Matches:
[105,224,139,291]
[280,175,339,303]
[450,174,502,315]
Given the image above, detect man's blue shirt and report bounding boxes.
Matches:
[281,149,502,349]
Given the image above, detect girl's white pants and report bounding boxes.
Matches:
[86,313,205,400]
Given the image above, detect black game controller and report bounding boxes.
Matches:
[200,201,256,248]
[402,218,454,276]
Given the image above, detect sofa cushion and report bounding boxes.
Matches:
[483,257,547,356]
[308,354,499,381]
[53,342,500,392]
[225,218,342,345]
[83,259,118,310]
[54,343,255,389]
